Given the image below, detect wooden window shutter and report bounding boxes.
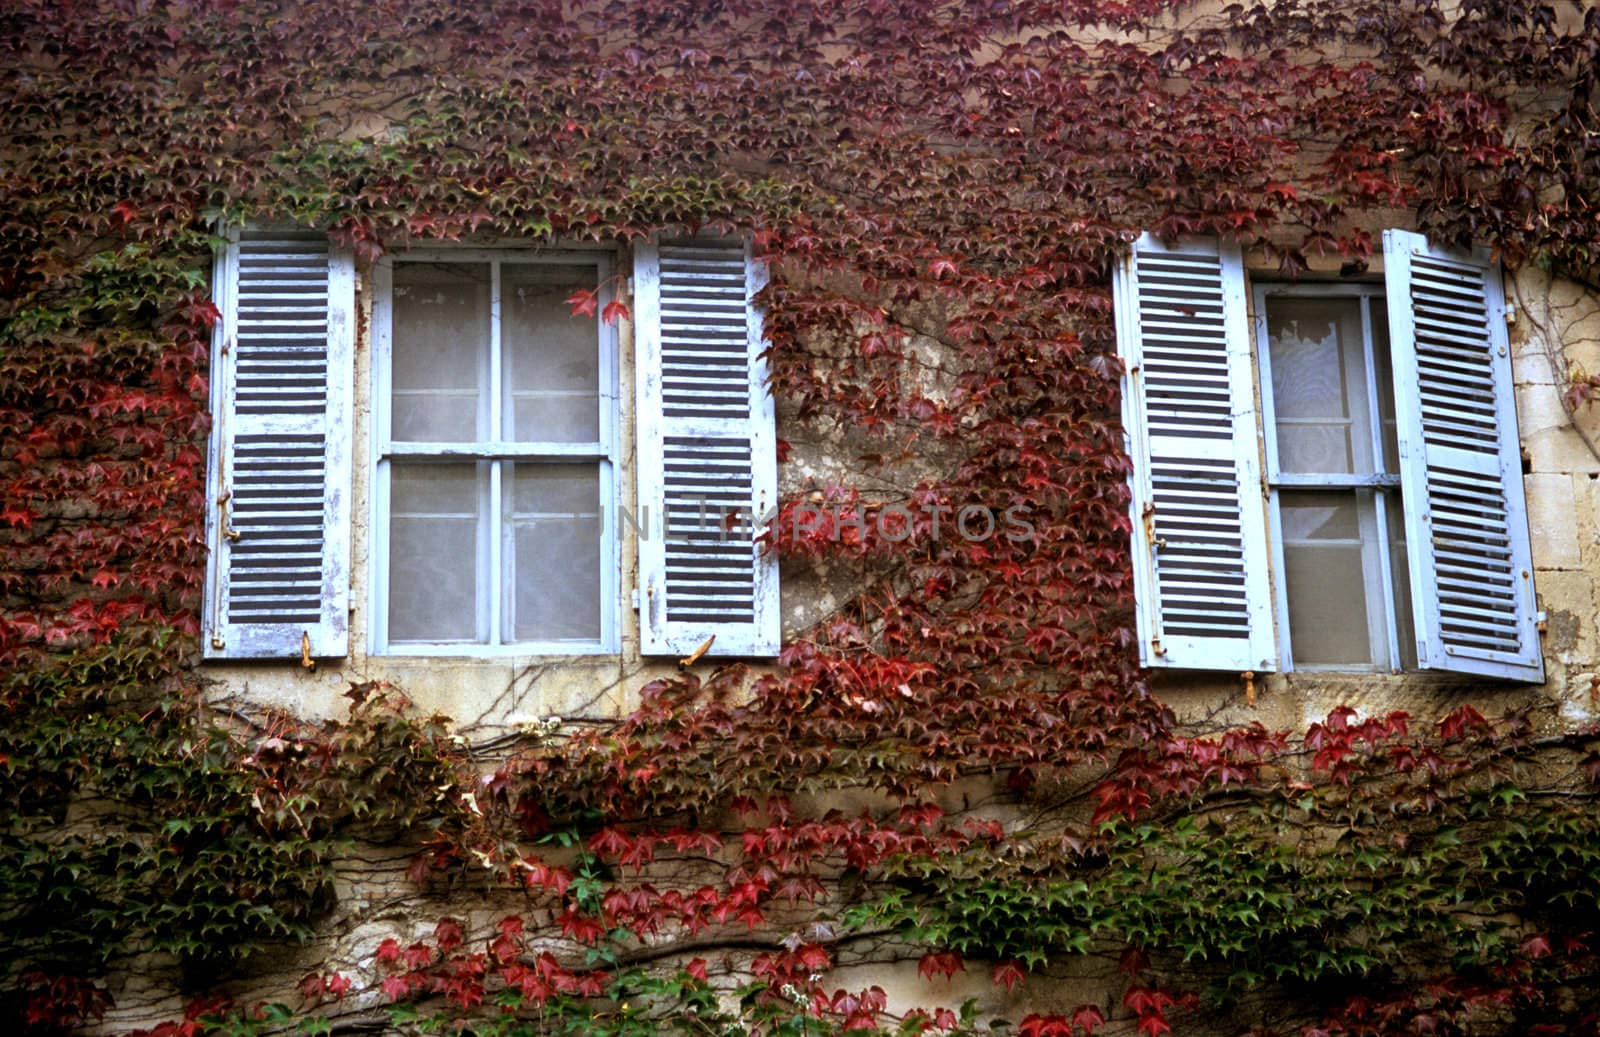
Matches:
[1114,234,1275,671]
[202,229,355,660]
[634,239,780,658]
[1383,229,1543,682]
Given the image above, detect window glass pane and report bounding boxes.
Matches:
[391,263,488,442]
[503,264,600,443]
[1386,492,1418,670]
[1266,297,1370,474]
[1280,490,1376,666]
[507,464,602,643]
[388,463,482,643]
[1371,304,1400,474]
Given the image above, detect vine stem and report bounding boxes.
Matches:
[1512,273,1600,467]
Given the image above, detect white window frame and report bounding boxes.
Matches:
[368,248,620,656]
[1254,281,1409,673]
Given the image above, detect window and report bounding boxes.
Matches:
[1257,285,1416,671]
[370,253,618,654]
[1116,230,1542,682]
[202,230,780,662]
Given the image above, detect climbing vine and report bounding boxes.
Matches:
[3,0,1600,1033]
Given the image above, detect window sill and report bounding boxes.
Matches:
[374,643,619,659]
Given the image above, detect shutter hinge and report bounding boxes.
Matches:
[1505,301,1516,325]
[1535,609,1548,634]
[631,588,641,611]
[217,491,241,541]
[678,635,715,670]
[1141,499,1166,662]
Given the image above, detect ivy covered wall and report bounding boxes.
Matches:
[3,1,1600,1034]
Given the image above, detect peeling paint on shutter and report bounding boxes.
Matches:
[1384,229,1542,682]
[203,229,354,659]
[635,240,779,657]
[1115,234,1275,671]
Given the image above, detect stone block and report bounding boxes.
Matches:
[1559,671,1598,725]
[1566,336,1600,382]
[1538,273,1588,315]
[1523,425,1600,475]
[1524,472,1581,569]
[1513,343,1559,386]
[1532,569,1597,668]
[1515,380,1570,438]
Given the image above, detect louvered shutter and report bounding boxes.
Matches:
[202,229,355,659]
[1114,234,1275,671]
[634,239,779,657]
[1383,230,1542,682]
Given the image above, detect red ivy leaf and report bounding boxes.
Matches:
[917,951,964,982]
[1139,1016,1172,1037]
[296,972,324,1003]
[2,503,38,529]
[1019,1016,1074,1037]
[1438,704,1489,742]
[1072,1003,1107,1034]
[992,960,1025,992]
[434,917,464,953]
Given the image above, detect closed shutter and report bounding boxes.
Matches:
[1383,230,1543,682]
[1114,234,1275,671]
[202,229,355,659]
[634,239,779,657]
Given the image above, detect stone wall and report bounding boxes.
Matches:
[124,257,1600,1035]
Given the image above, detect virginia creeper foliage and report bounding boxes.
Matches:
[3,0,1600,1033]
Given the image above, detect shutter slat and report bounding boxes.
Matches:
[635,239,780,657]
[1116,234,1274,671]
[1383,229,1541,681]
[203,229,353,660]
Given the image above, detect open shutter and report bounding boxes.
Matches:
[202,229,355,659]
[634,239,779,657]
[1114,234,1274,671]
[1384,230,1542,681]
